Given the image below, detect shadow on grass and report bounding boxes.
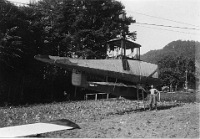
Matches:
[107,103,183,115]
[105,108,135,116]
[157,103,182,110]
[135,102,183,112]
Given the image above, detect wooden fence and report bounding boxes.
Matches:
[85,93,109,100]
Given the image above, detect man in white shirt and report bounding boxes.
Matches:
[149,85,160,110]
[64,91,70,101]
[128,48,135,59]
[113,46,119,58]
[107,46,114,58]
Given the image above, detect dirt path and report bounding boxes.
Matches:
[44,103,199,138]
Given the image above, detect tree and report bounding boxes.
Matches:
[0,0,136,105]
[158,51,195,91]
[34,0,134,59]
[0,0,49,104]
[141,40,196,91]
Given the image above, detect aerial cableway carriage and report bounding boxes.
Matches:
[35,37,160,100]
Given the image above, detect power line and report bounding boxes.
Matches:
[5,1,200,32]
[127,10,200,28]
[136,22,200,30]
[134,24,200,36]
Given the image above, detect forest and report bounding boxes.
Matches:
[141,40,198,92]
[0,0,198,106]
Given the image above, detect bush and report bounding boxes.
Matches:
[160,92,199,103]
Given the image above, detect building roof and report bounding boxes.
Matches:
[107,38,141,49]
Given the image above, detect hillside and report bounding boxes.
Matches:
[140,40,198,89]
[141,40,197,64]
[196,42,200,73]
[196,43,200,91]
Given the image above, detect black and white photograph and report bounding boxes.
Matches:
[0,0,199,138]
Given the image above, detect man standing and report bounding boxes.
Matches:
[106,46,114,58]
[64,91,70,101]
[149,85,160,110]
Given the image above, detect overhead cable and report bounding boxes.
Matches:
[136,22,200,30]
[127,10,200,28]
[5,1,200,31]
[134,24,200,36]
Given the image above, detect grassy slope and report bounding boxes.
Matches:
[0,99,143,128]
[0,92,198,128]
[0,98,199,138]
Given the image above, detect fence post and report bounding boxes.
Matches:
[137,84,139,100]
[95,94,97,101]
[106,94,109,99]
[142,89,145,110]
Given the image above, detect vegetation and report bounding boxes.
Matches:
[0,98,198,137]
[0,0,135,106]
[160,93,198,103]
[0,95,197,131]
[195,42,200,91]
[0,99,181,128]
[0,0,198,106]
[141,40,198,91]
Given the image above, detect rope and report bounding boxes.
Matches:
[137,61,146,110]
[137,61,142,100]
[138,61,142,82]
[113,78,118,91]
[157,91,161,102]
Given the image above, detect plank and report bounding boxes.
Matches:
[0,119,80,137]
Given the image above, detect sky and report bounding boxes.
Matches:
[8,0,200,54]
[121,0,200,54]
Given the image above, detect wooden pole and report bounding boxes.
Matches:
[137,84,139,101]
[142,87,145,101]
[106,94,109,99]
[85,94,88,101]
[74,86,77,100]
[158,92,160,102]
[139,48,140,60]
[95,94,97,101]
[142,89,145,110]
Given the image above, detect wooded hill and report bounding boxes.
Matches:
[195,43,200,91]
[141,40,196,64]
[141,40,198,91]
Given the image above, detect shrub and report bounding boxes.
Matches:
[160,92,198,103]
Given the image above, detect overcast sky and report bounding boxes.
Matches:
[8,0,200,54]
[121,0,200,54]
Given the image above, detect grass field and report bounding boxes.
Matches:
[0,91,199,137]
[0,99,180,128]
[0,92,198,128]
